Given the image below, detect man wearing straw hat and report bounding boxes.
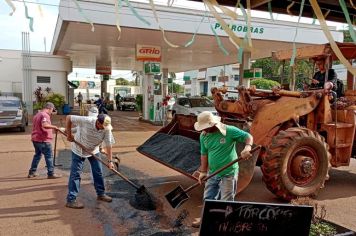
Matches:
[192,111,253,227]
[64,114,115,209]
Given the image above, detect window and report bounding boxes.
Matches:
[189,98,213,107]
[0,100,20,107]
[123,98,136,102]
[211,76,217,82]
[234,75,240,81]
[178,98,189,107]
[37,76,51,83]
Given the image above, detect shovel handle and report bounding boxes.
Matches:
[57,129,141,190]
[184,145,261,193]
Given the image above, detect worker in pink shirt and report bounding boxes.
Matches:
[28,102,61,179]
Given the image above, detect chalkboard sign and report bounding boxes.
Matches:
[199,200,313,236]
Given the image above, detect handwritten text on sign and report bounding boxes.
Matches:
[200,200,313,236]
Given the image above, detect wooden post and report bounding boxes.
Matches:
[347,59,354,90]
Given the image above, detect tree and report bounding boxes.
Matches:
[171,82,184,94]
[251,58,282,80]
[128,80,137,86]
[342,30,352,42]
[115,77,129,85]
[131,71,141,86]
[251,57,313,89]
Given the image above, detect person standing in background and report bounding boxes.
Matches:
[77,92,83,108]
[28,102,62,179]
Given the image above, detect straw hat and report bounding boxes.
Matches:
[194,111,226,136]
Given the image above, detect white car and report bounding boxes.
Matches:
[171,97,218,116]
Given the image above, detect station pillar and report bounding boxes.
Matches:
[142,73,154,120]
[239,51,252,87]
[162,68,168,98]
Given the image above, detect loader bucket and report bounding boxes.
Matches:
[237,148,260,193]
[137,114,259,195]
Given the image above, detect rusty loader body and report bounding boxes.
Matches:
[211,85,355,200]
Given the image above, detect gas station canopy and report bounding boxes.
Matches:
[51,0,345,73]
[189,0,356,24]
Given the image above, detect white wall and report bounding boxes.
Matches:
[0,50,23,94]
[184,65,240,96]
[0,49,72,114]
[31,70,68,95]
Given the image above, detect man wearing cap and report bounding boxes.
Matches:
[64,114,115,209]
[28,102,61,179]
[310,57,337,92]
[192,111,253,227]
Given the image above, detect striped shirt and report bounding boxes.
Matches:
[70,116,115,158]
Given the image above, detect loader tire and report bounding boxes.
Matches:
[261,127,331,201]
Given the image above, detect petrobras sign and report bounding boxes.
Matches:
[136,44,161,62]
[214,22,264,35]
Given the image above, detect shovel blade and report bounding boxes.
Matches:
[165,185,190,209]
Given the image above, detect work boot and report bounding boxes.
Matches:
[47,173,62,179]
[27,172,38,178]
[191,218,201,228]
[66,200,84,209]
[97,194,112,202]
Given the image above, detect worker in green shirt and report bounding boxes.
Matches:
[192,111,253,228]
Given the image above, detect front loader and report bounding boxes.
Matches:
[211,84,355,200]
[137,43,356,201]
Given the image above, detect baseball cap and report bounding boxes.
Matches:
[44,102,57,112]
[97,114,113,131]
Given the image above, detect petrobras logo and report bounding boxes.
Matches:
[136,44,161,62]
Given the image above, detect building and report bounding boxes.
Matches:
[183,64,240,97]
[0,49,72,114]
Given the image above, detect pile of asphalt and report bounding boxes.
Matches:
[137,133,201,175]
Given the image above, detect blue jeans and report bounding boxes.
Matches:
[203,173,238,201]
[29,141,54,176]
[67,151,106,203]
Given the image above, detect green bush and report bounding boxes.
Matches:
[46,93,65,109]
[250,78,280,90]
[33,101,45,111]
[135,94,143,112]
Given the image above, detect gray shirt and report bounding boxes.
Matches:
[70,116,115,157]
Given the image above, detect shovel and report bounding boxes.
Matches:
[165,145,261,209]
[57,129,156,211]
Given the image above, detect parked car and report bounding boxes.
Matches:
[171,96,218,116]
[0,96,29,132]
[117,97,137,111]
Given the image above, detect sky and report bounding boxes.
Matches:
[0,0,59,52]
[0,0,348,81]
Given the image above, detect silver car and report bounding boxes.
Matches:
[0,96,29,132]
[118,97,137,111]
[171,97,218,116]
